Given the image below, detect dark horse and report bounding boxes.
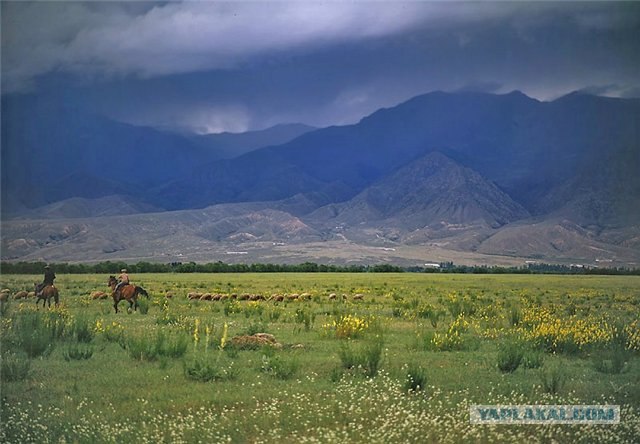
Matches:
[108,276,149,313]
[34,283,59,308]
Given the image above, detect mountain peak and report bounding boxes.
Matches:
[320,152,530,231]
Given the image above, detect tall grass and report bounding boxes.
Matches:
[0,351,31,381]
[13,311,56,358]
[120,330,189,361]
[403,363,427,392]
[0,273,638,443]
[337,335,385,377]
[539,362,567,394]
[496,340,524,373]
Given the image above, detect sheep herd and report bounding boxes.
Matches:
[182,292,365,302]
[0,287,365,304]
[0,289,33,301]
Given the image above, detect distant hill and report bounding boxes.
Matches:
[311,152,529,230]
[2,90,639,265]
[1,94,212,210]
[154,91,640,231]
[0,203,323,262]
[7,195,162,220]
[189,123,316,159]
[1,94,315,213]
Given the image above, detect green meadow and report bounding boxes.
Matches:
[1,273,639,443]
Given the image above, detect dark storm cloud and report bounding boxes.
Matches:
[2,1,639,132]
[2,1,434,92]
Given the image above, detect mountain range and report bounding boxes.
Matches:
[2,90,639,266]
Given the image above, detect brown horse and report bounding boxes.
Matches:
[34,283,59,308]
[107,276,149,313]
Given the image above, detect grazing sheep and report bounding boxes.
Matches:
[13,291,28,300]
[238,293,250,301]
[27,291,36,298]
[188,292,202,300]
[0,292,8,302]
[211,294,222,301]
[200,293,213,301]
[342,294,348,300]
[91,291,107,300]
[219,294,230,301]
[328,293,337,300]
[272,294,284,302]
[165,292,175,299]
[300,293,312,301]
[287,294,299,301]
[353,294,364,301]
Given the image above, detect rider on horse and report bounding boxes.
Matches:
[36,264,56,296]
[115,269,130,294]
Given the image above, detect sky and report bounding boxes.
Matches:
[2,1,640,134]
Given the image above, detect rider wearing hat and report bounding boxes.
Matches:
[36,264,56,295]
[115,269,130,294]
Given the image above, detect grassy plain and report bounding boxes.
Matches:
[1,273,639,442]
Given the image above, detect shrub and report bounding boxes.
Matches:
[223,301,242,316]
[63,344,94,361]
[592,346,630,374]
[0,299,9,317]
[184,356,237,382]
[40,309,69,340]
[338,341,359,370]
[265,307,282,322]
[497,341,524,373]
[445,293,476,318]
[426,315,471,352]
[161,331,189,358]
[260,351,299,380]
[70,315,95,343]
[14,312,55,358]
[539,362,567,394]
[243,301,264,318]
[362,336,384,377]
[416,304,442,328]
[521,348,544,369]
[155,299,182,326]
[121,331,189,361]
[403,363,427,393]
[245,321,267,336]
[337,335,384,377]
[122,334,161,362]
[95,319,125,343]
[621,319,640,351]
[137,297,150,315]
[324,314,371,339]
[509,307,521,327]
[517,306,614,354]
[294,308,315,331]
[1,351,31,382]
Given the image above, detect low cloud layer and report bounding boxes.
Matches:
[3,1,434,91]
[2,1,639,132]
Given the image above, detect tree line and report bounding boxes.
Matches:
[0,261,404,275]
[1,260,639,275]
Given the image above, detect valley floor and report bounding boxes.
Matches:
[1,273,639,442]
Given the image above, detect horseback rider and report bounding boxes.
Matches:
[115,269,130,294]
[36,264,56,296]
